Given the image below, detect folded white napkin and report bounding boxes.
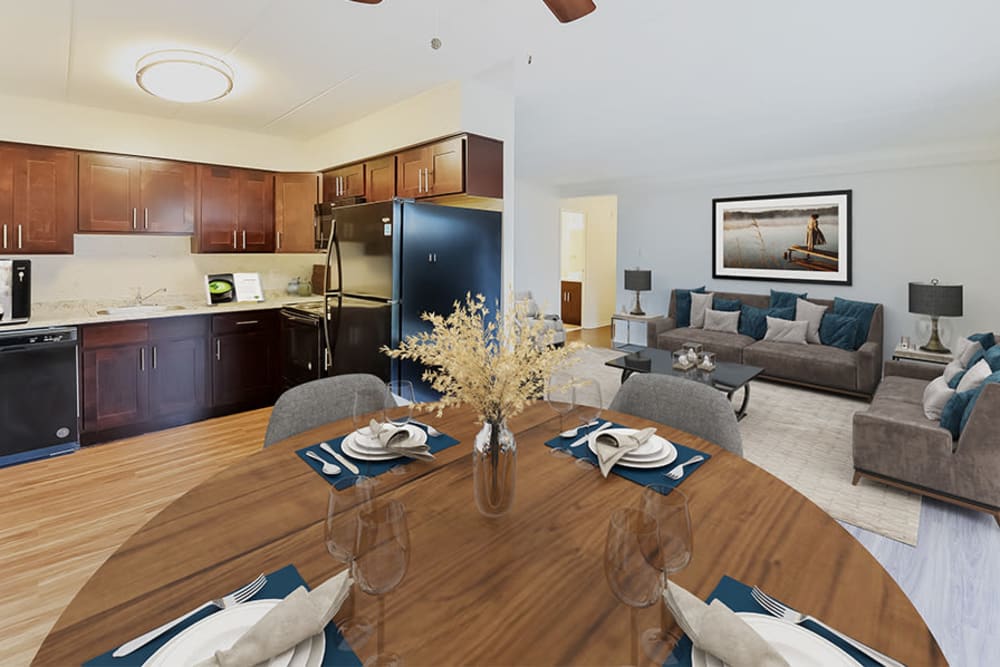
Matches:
[664,581,789,667]
[195,570,352,667]
[370,420,435,461]
[593,427,656,477]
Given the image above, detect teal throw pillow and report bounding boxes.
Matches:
[713,297,742,312]
[959,370,1000,433]
[768,306,795,320]
[947,368,967,389]
[738,305,768,340]
[833,297,878,349]
[770,289,807,309]
[940,389,976,439]
[968,332,996,351]
[674,287,706,328]
[985,346,1000,373]
[820,313,862,351]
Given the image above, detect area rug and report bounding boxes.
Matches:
[567,346,922,545]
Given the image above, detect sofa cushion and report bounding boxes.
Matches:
[690,291,714,328]
[954,338,982,368]
[833,297,878,349]
[957,359,992,393]
[703,308,740,334]
[658,327,756,364]
[940,389,976,439]
[796,298,827,344]
[769,289,807,309]
[763,316,808,344]
[942,358,964,383]
[960,370,1000,433]
[674,287,706,328]
[922,376,955,420]
[876,375,928,406]
[968,332,996,351]
[713,296,742,312]
[819,313,862,351]
[739,305,768,340]
[986,346,1000,372]
[744,340,858,391]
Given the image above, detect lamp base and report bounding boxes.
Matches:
[630,290,645,316]
[920,317,951,354]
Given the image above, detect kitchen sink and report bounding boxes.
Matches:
[96,305,187,316]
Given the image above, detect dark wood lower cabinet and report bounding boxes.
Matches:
[211,313,279,409]
[82,343,149,433]
[149,317,209,418]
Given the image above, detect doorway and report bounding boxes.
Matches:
[558,195,618,332]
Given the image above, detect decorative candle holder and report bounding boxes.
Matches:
[698,351,717,372]
[672,350,695,371]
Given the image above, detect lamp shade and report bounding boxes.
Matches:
[908,281,963,317]
[624,269,651,292]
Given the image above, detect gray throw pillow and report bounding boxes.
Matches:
[957,359,992,393]
[763,316,809,344]
[942,359,965,383]
[795,298,827,344]
[922,376,955,420]
[955,338,983,367]
[703,308,740,334]
[689,292,714,328]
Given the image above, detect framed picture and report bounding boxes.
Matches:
[712,190,852,285]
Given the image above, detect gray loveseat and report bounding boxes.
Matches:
[655,290,884,398]
[853,359,1000,525]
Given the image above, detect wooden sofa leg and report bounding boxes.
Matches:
[995,512,1000,528]
[852,471,861,486]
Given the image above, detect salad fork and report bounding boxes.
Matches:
[664,455,705,480]
[751,586,904,666]
[112,573,267,657]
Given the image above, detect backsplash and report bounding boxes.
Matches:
[21,234,322,305]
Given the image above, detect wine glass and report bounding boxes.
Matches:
[354,499,410,667]
[383,380,415,430]
[354,386,385,438]
[639,486,693,662]
[605,508,664,667]
[545,372,576,433]
[325,477,377,648]
[572,377,603,430]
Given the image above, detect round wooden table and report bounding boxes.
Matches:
[33,404,945,665]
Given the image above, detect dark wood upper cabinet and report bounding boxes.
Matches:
[0,143,76,254]
[425,137,465,197]
[392,134,502,200]
[275,173,320,253]
[395,146,427,199]
[365,156,396,203]
[322,162,365,200]
[193,166,274,253]
[80,153,194,234]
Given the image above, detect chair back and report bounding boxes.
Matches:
[263,374,387,448]
[609,374,743,456]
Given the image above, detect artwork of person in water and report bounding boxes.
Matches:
[805,213,827,251]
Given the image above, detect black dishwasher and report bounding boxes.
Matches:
[0,327,80,467]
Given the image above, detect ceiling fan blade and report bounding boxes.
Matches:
[541,0,596,23]
[349,0,383,4]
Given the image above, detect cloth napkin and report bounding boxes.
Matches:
[665,581,789,667]
[370,420,435,461]
[593,427,656,477]
[195,570,352,667]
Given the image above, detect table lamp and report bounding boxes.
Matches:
[908,279,963,353]
[624,268,652,316]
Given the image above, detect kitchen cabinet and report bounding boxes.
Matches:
[275,173,320,253]
[211,310,279,408]
[322,162,365,200]
[0,143,76,254]
[79,153,195,234]
[148,317,209,418]
[561,280,582,326]
[193,165,275,253]
[365,156,396,203]
[394,134,502,199]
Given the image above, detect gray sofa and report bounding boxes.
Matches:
[853,359,1000,525]
[655,290,884,397]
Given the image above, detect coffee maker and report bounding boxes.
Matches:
[0,259,31,325]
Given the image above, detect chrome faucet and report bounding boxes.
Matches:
[136,287,167,305]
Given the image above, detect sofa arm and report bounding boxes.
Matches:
[651,316,676,336]
[958,383,1000,455]
[856,341,882,396]
[884,360,943,383]
[853,410,953,480]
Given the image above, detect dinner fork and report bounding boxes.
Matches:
[751,586,905,667]
[112,573,267,657]
[663,455,705,480]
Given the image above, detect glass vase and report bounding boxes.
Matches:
[473,420,517,517]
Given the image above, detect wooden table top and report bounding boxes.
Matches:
[33,403,945,666]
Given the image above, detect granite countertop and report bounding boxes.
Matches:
[1,292,325,332]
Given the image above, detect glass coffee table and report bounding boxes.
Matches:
[605,347,765,420]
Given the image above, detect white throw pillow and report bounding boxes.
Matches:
[703,308,740,334]
[795,298,828,344]
[763,316,809,344]
[957,359,992,393]
[922,376,956,420]
[689,292,714,328]
[942,359,965,383]
[955,338,983,368]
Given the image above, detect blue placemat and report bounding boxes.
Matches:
[296,425,460,489]
[543,421,711,493]
[85,564,362,666]
[666,575,884,666]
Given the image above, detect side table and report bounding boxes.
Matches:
[891,346,953,366]
[611,313,668,349]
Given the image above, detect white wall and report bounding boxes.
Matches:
[562,195,618,329]
[615,159,1000,353]
[513,179,561,311]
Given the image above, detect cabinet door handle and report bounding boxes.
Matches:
[424,168,431,193]
[2,223,6,249]
[17,224,22,249]
[276,231,282,250]
[216,340,221,361]
[139,347,145,372]
[242,229,247,249]
[152,346,157,369]
[233,229,237,249]
[236,320,259,326]
[144,207,149,230]
[417,169,422,193]
[132,208,137,230]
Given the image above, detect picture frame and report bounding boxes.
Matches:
[712,190,852,285]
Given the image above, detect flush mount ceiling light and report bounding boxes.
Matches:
[135,49,234,103]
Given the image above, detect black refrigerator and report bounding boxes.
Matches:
[321,199,502,402]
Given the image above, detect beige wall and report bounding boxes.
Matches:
[562,195,618,329]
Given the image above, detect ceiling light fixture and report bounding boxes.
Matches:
[135,49,234,103]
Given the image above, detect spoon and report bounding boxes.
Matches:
[306,451,342,476]
[560,419,601,439]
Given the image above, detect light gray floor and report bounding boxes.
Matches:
[841,499,1000,666]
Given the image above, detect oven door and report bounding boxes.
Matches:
[280,310,324,390]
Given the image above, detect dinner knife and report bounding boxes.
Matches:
[321,442,360,475]
[570,421,612,448]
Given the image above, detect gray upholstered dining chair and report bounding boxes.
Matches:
[608,374,743,456]
[263,374,388,448]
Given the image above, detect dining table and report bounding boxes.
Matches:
[32,402,947,666]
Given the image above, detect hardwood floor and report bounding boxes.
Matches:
[0,409,270,666]
[566,324,612,348]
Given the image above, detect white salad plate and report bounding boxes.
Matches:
[143,599,325,667]
[691,612,861,667]
[587,429,678,469]
[342,425,427,461]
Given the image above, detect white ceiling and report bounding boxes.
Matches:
[2,0,1000,187]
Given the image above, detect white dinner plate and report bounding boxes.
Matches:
[349,424,426,453]
[587,430,678,469]
[341,434,401,461]
[143,599,326,667]
[691,612,861,667]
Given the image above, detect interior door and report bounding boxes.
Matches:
[140,159,195,233]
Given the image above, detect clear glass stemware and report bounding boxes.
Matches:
[325,477,377,648]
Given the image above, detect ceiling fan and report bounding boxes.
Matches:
[349,0,597,23]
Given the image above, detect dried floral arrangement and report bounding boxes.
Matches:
[383,293,580,424]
